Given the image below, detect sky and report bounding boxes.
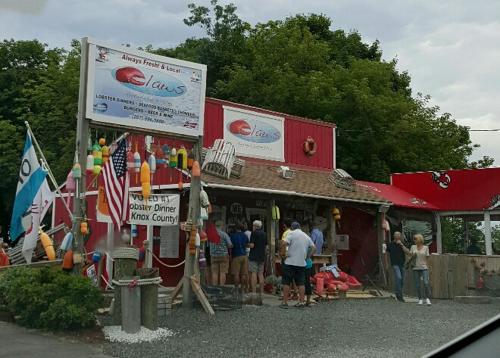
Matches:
[1,0,500,164]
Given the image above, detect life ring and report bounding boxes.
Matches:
[303,136,317,156]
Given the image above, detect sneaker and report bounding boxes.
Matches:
[426,298,431,306]
[418,299,423,305]
[279,303,289,309]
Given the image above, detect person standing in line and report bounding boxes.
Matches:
[310,222,324,255]
[280,221,316,309]
[249,220,268,299]
[385,231,410,302]
[230,223,249,293]
[209,220,233,286]
[410,234,431,306]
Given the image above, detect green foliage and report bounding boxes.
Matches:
[0,267,102,330]
[0,39,79,229]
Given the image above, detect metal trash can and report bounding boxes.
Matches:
[119,276,141,333]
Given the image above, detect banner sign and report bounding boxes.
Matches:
[129,193,179,226]
[223,106,284,162]
[85,38,207,137]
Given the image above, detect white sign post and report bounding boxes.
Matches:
[85,38,206,138]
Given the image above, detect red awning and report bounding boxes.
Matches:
[356,181,439,210]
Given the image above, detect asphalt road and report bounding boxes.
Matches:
[0,321,111,358]
[105,298,500,358]
[2,299,499,358]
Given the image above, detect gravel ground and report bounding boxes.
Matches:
[104,299,500,358]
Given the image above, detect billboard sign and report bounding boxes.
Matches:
[85,38,206,137]
[223,106,284,162]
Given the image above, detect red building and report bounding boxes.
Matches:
[53,98,389,286]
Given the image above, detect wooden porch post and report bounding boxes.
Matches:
[484,211,493,256]
[434,213,442,254]
[267,198,276,270]
[377,207,388,286]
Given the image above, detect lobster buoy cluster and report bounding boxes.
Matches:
[303,136,317,156]
[311,271,361,296]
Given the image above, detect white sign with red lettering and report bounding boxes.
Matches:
[223,106,284,162]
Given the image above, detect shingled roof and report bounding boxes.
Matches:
[202,163,389,206]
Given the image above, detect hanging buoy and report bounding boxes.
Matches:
[162,144,171,168]
[60,231,74,251]
[141,160,151,202]
[102,145,110,164]
[169,147,178,168]
[40,230,56,261]
[131,224,138,238]
[192,160,201,177]
[86,154,94,174]
[92,251,102,264]
[177,146,188,170]
[92,143,103,165]
[66,171,75,206]
[272,205,281,221]
[99,137,106,146]
[187,149,194,169]
[148,153,156,174]
[133,151,141,173]
[72,162,82,179]
[93,165,102,176]
[62,250,74,271]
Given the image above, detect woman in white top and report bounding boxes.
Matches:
[410,234,431,305]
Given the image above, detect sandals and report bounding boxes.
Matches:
[294,302,306,308]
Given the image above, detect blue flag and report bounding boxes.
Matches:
[9,131,50,243]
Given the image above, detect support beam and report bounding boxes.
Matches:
[484,211,492,256]
[145,225,153,268]
[182,139,202,308]
[267,199,276,272]
[73,37,90,273]
[106,222,114,282]
[434,213,442,254]
[376,209,387,286]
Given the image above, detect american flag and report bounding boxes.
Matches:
[102,139,130,228]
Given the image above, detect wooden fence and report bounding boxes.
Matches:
[387,254,500,299]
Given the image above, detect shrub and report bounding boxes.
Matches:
[0,267,103,330]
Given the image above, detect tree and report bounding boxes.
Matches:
[174,3,480,182]
[0,39,79,231]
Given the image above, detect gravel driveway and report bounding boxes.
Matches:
[105,298,500,358]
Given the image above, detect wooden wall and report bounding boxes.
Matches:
[387,254,500,299]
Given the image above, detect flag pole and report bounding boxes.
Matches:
[24,121,74,220]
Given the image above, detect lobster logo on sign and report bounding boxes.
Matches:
[113,67,187,97]
[431,171,451,189]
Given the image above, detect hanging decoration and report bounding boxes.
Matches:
[169,147,177,182]
[140,160,151,202]
[200,190,210,220]
[86,154,94,174]
[187,148,194,170]
[133,146,141,183]
[62,250,74,271]
[60,231,74,251]
[66,170,76,206]
[192,160,201,177]
[162,144,171,169]
[39,229,56,261]
[303,136,317,156]
[148,152,156,185]
[102,145,110,164]
[272,205,281,221]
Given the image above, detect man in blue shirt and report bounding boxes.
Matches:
[230,223,249,292]
[310,225,324,255]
